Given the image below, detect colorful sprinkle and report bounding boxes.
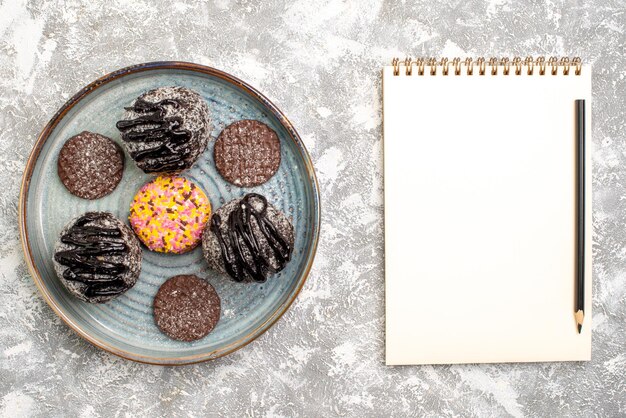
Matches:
[129,176,211,254]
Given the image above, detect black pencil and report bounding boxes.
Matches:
[575,99,585,334]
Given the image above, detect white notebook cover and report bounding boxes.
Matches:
[383,63,592,365]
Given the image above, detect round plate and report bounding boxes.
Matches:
[18,62,320,365]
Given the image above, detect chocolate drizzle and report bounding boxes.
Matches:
[116,98,192,173]
[54,213,129,297]
[210,194,292,283]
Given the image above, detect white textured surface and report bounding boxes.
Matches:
[0,0,625,416]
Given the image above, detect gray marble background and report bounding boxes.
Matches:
[1,0,625,416]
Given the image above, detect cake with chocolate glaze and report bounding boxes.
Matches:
[53,212,142,303]
[202,193,294,283]
[116,86,211,174]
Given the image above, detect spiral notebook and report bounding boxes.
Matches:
[383,57,593,365]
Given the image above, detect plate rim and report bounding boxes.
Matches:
[18,61,321,365]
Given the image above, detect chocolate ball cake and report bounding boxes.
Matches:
[53,212,142,303]
[116,86,211,174]
[202,193,294,283]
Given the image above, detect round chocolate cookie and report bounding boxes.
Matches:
[214,120,281,187]
[57,131,124,200]
[52,212,142,303]
[116,86,211,174]
[202,193,294,283]
[153,275,221,342]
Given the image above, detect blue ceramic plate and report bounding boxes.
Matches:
[19,62,320,365]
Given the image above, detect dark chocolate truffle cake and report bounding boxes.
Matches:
[116,86,211,174]
[53,212,142,303]
[202,193,294,283]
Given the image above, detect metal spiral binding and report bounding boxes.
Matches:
[391,56,582,76]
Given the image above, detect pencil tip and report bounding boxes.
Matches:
[575,310,584,333]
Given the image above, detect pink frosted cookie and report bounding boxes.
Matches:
[129,176,211,254]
